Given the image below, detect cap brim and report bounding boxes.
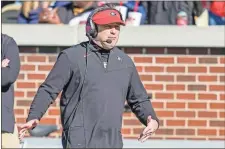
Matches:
[94,19,125,26]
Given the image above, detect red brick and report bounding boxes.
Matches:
[210,103,225,109]
[220,76,225,82]
[145,66,164,72]
[133,57,152,63]
[166,137,186,140]
[27,91,36,97]
[198,129,217,136]
[145,84,163,90]
[27,55,46,62]
[188,85,206,91]
[49,109,60,115]
[210,120,225,127]
[208,138,225,141]
[198,75,217,82]
[18,73,25,79]
[20,56,25,62]
[155,129,174,135]
[220,112,225,118]
[188,120,207,126]
[177,57,196,64]
[123,113,132,117]
[38,65,53,71]
[28,74,46,80]
[155,93,174,99]
[146,48,165,54]
[209,85,225,91]
[121,128,131,135]
[15,91,25,97]
[198,111,217,118]
[177,93,195,100]
[220,57,225,64]
[166,85,185,91]
[219,129,225,136]
[124,48,142,54]
[199,93,217,100]
[166,67,185,73]
[177,75,196,82]
[16,118,26,123]
[152,102,164,109]
[166,120,185,126]
[14,109,24,115]
[176,111,195,118]
[40,118,56,125]
[49,56,57,62]
[156,57,174,64]
[176,129,195,135]
[17,100,32,106]
[155,75,174,82]
[210,67,225,73]
[133,128,143,135]
[188,67,207,73]
[188,103,207,109]
[21,65,35,71]
[156,111,174,117]
[199,57,217,64]
[220,94,225,100]
[17,82,35,88]
[124,119,141,126]
[140,75,152,81]
[136,66,143,72]
[166,102,185,109]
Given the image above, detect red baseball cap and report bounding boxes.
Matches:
[92,9,125,26]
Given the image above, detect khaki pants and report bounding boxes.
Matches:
[2,124,20,148]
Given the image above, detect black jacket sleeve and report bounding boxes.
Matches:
[1,36,20,87]
[126,63,159,126]
[27,52,72,122]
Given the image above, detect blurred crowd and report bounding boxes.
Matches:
[1,1,225,26]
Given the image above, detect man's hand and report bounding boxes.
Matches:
[138,116,159,143]
[19,119,39,140]
[2,58,10,67]
[39,8,61,24]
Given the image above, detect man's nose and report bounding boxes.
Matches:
[110,28,116,34]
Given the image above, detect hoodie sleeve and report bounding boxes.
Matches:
[126,63,159,126]
[27,51,72,122]
[1,36,20,87]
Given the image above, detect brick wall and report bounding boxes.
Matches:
[14,46,225,140]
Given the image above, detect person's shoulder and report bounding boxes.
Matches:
[61,41,88,60]
[1,34,18,50]
[2,34,15,44]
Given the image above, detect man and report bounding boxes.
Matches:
[19,6,159,148]
[1,34,21,148]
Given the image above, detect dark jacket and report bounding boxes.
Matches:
[1,34,20,133]
[27,41,159,148]
[148,1,194,25]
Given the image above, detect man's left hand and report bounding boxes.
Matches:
[138,116,159,143]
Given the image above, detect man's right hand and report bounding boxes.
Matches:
[19,119,39,140]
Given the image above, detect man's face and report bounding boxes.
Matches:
[94,23,121,50]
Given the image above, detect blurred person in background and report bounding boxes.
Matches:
[19,5,159,148]
[208,1,225,25]
[17,1,53,24]
[1,34,21,148]
[147,1,199,25]
[124,1,147,24]
[38,1,98,25]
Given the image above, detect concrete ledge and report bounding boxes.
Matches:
[21,138,225,148]
[2,24,225,47]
